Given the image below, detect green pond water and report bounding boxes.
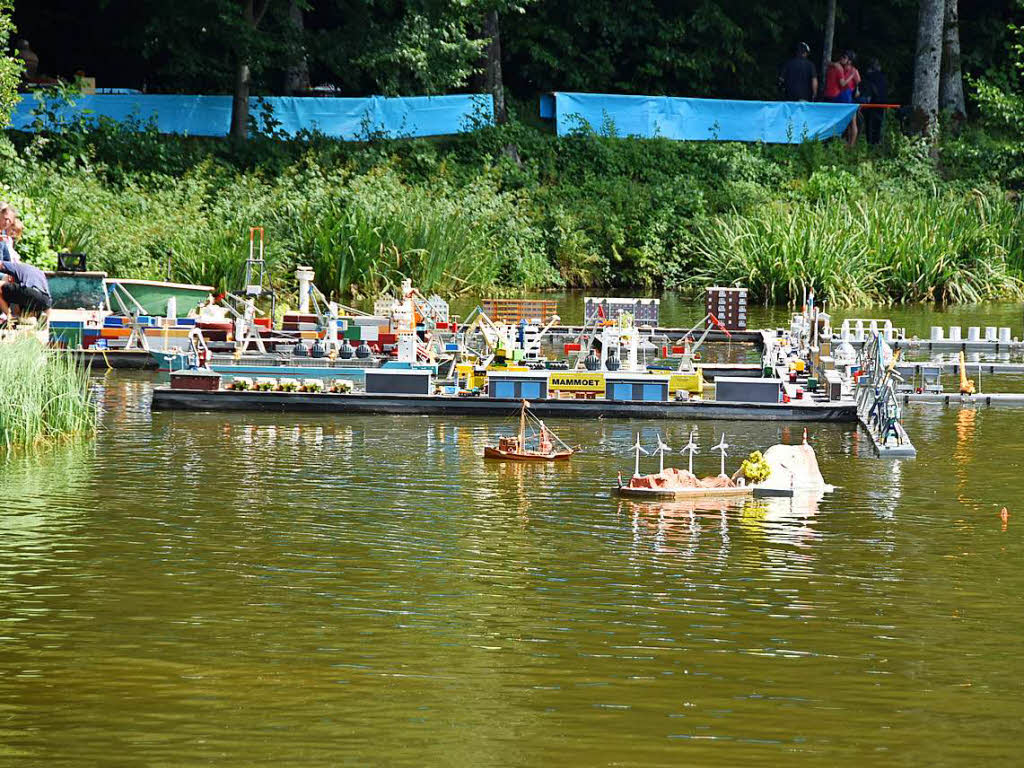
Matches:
[3,298,1024,766]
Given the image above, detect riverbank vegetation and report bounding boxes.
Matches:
[3,107,1022,307]
[3,1,1023,306]
[0,336,96,452]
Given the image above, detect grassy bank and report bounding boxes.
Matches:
[0,336,96,452]
[2,115,1022,306]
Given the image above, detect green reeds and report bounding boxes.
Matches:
[689,190,1024,305]
[0,336,96,452]
[289,170,534,300]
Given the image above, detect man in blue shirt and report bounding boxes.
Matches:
[0,260,52,319]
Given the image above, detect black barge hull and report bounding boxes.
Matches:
[150,388,857,422]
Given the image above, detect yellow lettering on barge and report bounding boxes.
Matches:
[548,372,606,392]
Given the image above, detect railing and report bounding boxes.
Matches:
[856,332,911,448]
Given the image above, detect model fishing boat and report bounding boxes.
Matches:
[484,400,574,461]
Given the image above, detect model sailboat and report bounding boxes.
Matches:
[484,400,575,461]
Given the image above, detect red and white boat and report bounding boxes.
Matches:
[484,400,574,461]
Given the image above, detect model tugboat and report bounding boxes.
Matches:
[484,400,575,461]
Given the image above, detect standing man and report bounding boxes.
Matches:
[779,42,818,101]
[861,58,888,145]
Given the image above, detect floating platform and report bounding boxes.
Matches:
[858,415,917,458]
[150,388,858,422]
[831,336,1024,355]
[902,392,1024,407]
[894,361,1024,376]
[67,349,158,369]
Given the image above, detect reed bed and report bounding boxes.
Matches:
[0,336,97,452]
[689,191,1024,306]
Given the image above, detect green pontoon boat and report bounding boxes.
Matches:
[106,278,213,316]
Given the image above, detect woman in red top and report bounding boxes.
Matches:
[824,51,861,146]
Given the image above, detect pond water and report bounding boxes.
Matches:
[2,297,1023,766]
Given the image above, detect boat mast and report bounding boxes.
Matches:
[519,400,527,445]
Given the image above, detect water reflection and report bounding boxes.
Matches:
[4,370,1024,766]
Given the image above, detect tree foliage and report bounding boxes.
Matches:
[0,0,21,128]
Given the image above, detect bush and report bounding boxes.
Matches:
[3,112,1023,306]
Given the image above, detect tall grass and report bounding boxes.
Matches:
[689,190,1024,305]
[689,200,873,306]
[0,336,96,452]
[285,169,556,300]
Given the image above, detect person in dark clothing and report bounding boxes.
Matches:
[779,42,818,101]
[860,58,888,145]
[0,260,52,319]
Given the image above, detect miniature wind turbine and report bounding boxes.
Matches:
[712,433,729,477]
[654,434,672,474]
[680,429,699,475]
[632,433,649,477]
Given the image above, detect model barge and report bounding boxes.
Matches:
[151,386,855,422]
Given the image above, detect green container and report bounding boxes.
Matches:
[50,327,83,348]
[762,365,774,378]
[343,326,361,341]
[806,377,819,392]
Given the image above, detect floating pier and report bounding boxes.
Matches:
[902,392,1024,407]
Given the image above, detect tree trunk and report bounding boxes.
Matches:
[484,10,507,124]
[912,0,944,138]
[230,59,251,141]
[284,0,310,96]
[940,0,965,118]
[820,0,836,98]
[229,0,269,142]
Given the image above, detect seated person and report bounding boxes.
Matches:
[0,260,52,320]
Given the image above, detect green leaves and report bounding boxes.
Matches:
[0,0,21,129]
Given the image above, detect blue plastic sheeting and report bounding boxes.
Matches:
[552,92,858,143]
[10,93,493,139]
[539,93,555,119]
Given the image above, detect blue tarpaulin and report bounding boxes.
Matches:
[9,93,493,139]
[550,92,858,143]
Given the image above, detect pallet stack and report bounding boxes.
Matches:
[706,287,747,331]
[482,299,557,324]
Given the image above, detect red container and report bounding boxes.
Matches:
[170,370,222,391]
[253,318,272,329]
[198,321,233,332]
[671,346,685,354]
[564,343,582,354]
